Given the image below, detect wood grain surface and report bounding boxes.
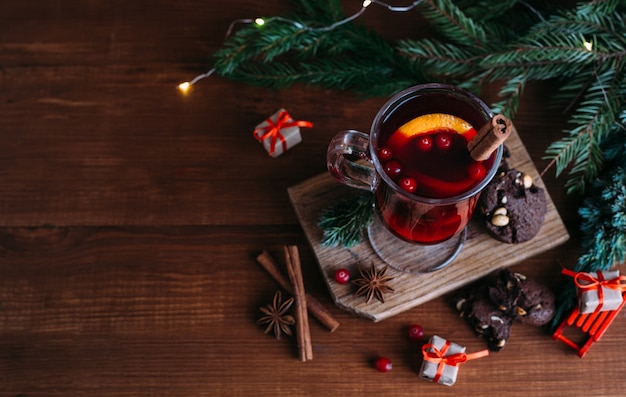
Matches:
[0,1,622,396]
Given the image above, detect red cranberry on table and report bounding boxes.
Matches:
[374,357,392,372]
[334,268,351,284]
[408,324,424,341]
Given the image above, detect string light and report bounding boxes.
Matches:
[178,0,424,92]
[178,69,215,94]
[583,39,593,51]
[178,81,191,93]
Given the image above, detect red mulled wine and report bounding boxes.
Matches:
[374,113,497,244]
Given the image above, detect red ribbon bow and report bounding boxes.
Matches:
[422,340,489,383]
[562,269,626,311]
[254,110,313,156]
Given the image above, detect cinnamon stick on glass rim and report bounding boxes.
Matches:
[467,114,513,161]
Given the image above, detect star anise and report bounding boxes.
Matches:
[257,290,295,339]
[352,262,395,304]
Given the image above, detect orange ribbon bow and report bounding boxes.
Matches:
[562,268,626,311]
[422,340,489,383]
[254,110,313,156]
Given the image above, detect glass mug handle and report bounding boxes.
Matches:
[326,130,377,191]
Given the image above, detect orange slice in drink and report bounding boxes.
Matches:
[386,113,476,149]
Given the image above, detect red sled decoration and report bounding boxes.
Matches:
[552,289,626,358]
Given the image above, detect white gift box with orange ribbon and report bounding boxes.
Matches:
[573,270,625,314]
[419,335,489,386]
[253,109,313,157]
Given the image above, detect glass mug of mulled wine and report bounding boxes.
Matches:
[327,83,503,273]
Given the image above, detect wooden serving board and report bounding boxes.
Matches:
[287,128,570,322]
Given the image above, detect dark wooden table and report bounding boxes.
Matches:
[1,1,623,396]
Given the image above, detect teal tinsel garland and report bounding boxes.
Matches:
[551,135,626,328]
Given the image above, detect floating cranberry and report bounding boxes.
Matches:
[435,132,452,150]
[384,159,402,177]
[416,136,433,152]
[408,324,424,341]
[374,357,392,372]
[334,268,351,284]
[378,146,393,161]
[468,163,487,180]
[399,176,417,193]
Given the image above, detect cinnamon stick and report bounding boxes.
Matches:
[256,250,340,332]
[284,245,314,362]
[468,114,513,161]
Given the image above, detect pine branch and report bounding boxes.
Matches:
[490,74,526,118]
[293,0,343,21]
[318,193,374,248]
[212,21,310,75]
[207,0,626,193]
[396,38,482,79]
[481,40,596,82]
[526,0,625,44]
[215,61,301,89]
[456,0,519,21]
[550,66,596,113]
[301,57,415,93]
[544,61,626,193]
[574,0,624,22]
[418,0,491,50]
[455,0,546,42]
[481,1,626,84]
[219,54,419,95]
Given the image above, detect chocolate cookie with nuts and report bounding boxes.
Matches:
[456,286,513,351]
[478,169,547,244]
[455,270,556,351]
[488,270,556,326]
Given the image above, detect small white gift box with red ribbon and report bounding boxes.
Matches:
[253,109,313,157]
[419,335,489,386]
[562,269,626,314]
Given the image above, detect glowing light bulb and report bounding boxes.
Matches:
[178,82,191,93]
[583,40,593,51]
[363,0,372,7]
[255,18,265,26]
